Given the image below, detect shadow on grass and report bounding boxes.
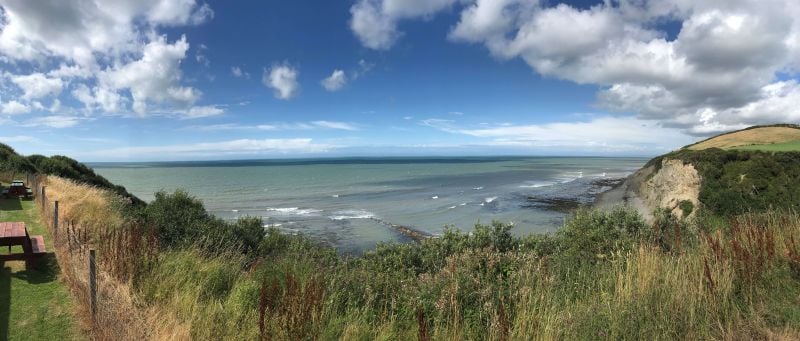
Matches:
[1,266,8,341]
[0,198,23,211]
[0,253,60,341]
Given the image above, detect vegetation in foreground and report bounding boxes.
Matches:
[0,196,84,341]
[39,177,800,340]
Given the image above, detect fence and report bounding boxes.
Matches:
[29,174,158,339]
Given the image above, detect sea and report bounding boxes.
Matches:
[91,157,646,254]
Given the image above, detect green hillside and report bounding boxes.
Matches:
[0,143,143,206]
[648,125,800,218]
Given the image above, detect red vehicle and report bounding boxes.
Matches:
[2,180,33,198]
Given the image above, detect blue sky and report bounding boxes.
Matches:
[1,0,800,161]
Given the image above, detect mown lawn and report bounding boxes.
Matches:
[0,197,84,341]
[732,140,800,151]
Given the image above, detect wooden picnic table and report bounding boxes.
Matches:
[0,221,46,266]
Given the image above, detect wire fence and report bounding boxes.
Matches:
[30,174,158,340]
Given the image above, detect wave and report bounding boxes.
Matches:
[519,181,555,188]
[329,209,375,220]
[484,196,498,203]
[473,186,484,190]
[266,207,323,217]
[431,195,439,199]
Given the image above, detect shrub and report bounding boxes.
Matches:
[558,206,649,264]
[679,200,694,217]
[144,189,210,248]
[652,208,693,252]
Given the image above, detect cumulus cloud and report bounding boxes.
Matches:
[99,35,200,115]
[321,69,347,91]
[1,100,30,115]
[9,73,64,99]
[349,0,459,49]
[0,0,216,123]
[353,0,800,136]
[263,63,300,100]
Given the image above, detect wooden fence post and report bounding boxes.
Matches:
[90,249,97,321]
[53,201,59,238]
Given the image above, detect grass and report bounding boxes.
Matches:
[732,141,800,152]
[0,197,84,341]
[23,177,800,339]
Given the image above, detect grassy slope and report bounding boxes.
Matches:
[687,125,800,150]
[0,196,84,341]
[733,140,800,152]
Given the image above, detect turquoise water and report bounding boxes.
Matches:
[92,157,646,253]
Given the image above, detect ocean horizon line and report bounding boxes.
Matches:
[87,155,651,168]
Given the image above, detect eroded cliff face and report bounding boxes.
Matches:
[635,159,701,220]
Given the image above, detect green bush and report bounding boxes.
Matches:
[145,190,211,248]
[679,200,694,217]
[558,206,649,264]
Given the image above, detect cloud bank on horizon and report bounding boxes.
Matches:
[0,0,799,160]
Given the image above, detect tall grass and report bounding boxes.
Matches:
[32,177,800,340]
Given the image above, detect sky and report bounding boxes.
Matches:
[0,0,799,161]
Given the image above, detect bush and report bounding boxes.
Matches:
[651,208,693,252]
[145,190,211,248]
[558,206,649,264]
[679,200,694,217]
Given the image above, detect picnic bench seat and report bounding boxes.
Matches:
[30,235,46,253]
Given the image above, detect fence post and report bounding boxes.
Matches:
[53,201,59,238]
[90,249,97,321]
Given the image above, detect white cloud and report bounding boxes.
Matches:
[310,120,358,130]
[184,105,225,119]
[22,115,81,128]
[99,35,200,115]
[10,73,64,99]
[349,0,459,49]
[0,1,215,122]
[263,63,299,100]
[195,43,210,66]
[231,66,250,78]
[183,121,359,132]
[421,115,694,153]
[321,69,347,91]
[0,0,211,64]
[71,84,126,113]
[0,135,39,143]
[353,0,800,136]
[1,100,30,115]
[89,138,332,159]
